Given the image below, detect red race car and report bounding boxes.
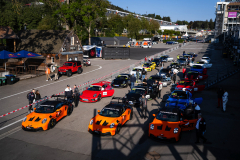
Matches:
[175,80,205,94]
[80,81,114,103]
[184,71,208,82]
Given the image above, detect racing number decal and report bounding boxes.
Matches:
[56,111,61,117]
[103,92,107,96]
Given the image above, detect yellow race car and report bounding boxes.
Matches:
[142,62,156,71]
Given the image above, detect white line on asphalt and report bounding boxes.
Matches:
[0,126,22,140]
[0,65,102,101]
[0,118,24,131]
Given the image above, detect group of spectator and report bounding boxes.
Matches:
[46,65,59,81]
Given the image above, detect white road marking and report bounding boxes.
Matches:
[0,65,102,101]
[0,118,24,131]
[0,126,22,140]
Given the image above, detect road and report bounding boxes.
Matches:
[0,42,240,160]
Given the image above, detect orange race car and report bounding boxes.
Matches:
[22,95,74,131]
[88,97,133,136]
[149,106,197,142]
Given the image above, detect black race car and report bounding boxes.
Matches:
[168,62,181,70]
[177,57,187,66]
[124,85,157,107]
[111,74,131,88]
[152,58,162,67]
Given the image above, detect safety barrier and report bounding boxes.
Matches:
[0,42,188,118]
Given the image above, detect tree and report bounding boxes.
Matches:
[124,14,141,39]
[140,17,150,34]
[37,15,61,30]
[107,14,125,36]
[155,15,162,20]
[149,20,160,34]
[209,19,214,30]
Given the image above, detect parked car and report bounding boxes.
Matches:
[201,57,211,63]
[58,61,83,77]
[83,57,91,66]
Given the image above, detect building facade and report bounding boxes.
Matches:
[215,1,229,37]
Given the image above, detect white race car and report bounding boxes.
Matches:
[130,66,145,78]
[190,61,212,68]
[201,57,211,63]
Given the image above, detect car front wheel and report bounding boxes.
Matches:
[67,71,72,77]
[48,119,56,130]
[77,68,83,74]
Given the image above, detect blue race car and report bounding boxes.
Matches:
[165,90,203,110]
[190,65,207,74]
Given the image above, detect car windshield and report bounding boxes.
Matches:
[143,64,151,67]
[178,58,186,61]
[179,81,193,86]
[156,111,178,122]
[170,91,188,99]
[88,85,101,91]
[202,57,209,59]
[63,63,72,66]
[99,108,121,117]
[192,65,202,69]
[187,72,198,79]
[171,63,178,65]
[153,59,160,62]
[132,68,142,71]
[130,88,145,94]
[160,69,169,73]
[35,105,55,113]
[116,76,128,80]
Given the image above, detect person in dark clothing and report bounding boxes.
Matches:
[130,74,136,89]
[195,113,207,143]
[141,95,148,119]
[217,87,224,108]
[172,72,177,84]
[65,85,73,101]
[142,69,146,79]
[153,80,159,97]
[183,51,186,56]
[142,77,147,86]
[166,70,171,78]
[27,89,35,113]
[73,85,80,107]
[35,90,41,101]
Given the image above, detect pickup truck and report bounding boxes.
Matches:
[58,61,83,77]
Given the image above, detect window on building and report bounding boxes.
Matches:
[218,4,222,11]
[71,37,74,45]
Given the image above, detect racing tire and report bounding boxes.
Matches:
[125,83,128,88]
[48,119,56,130]
[130,111,133,120]
[77,68,83,74]
[97,94,102,101]
[67,71,72,77]
[115,124,121,135]
[67,105,73,116]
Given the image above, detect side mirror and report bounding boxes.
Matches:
[152,114,156,117]
[34,108,36,111]
[98,110,100,113]
[86,87,88,89]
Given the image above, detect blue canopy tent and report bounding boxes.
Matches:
[14,50,42,70]
[0,50,22,71]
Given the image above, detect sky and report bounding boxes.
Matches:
[108,0,220,22]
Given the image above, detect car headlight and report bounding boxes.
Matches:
[174,128,179,134]
[93,94,97,97]
[150,124,154,130]
[110,123,115,128]
[90,119,93,125]
[23,117,27,122]
[42,118,47,124]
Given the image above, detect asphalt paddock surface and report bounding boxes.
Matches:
[130,47,169,60]
[1,43,240,160]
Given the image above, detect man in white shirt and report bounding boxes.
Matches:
[222,89,228,112]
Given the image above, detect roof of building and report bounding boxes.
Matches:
[91,37,115,41]
[17,30,72,54]
[114,36,130,41]
[0,26,18,39]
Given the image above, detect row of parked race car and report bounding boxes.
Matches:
[21,52,212,142]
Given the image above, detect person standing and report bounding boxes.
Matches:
[158,81,163,99]
[136,69,140,83]
[35,90,41,101]
[142,77,147,86]
[194,103,201,118]
[141,95,148,119]
[54,65,59,81]
[222,89,228,112]
[145,56,147,62]
[195,113,207,144]
[46,66,52,81]
[65,85,73,101]
[27,89,35,113]
[154,80,159,99]
[183,51,186,56]
[73,85,80,107]
[217,87,224,109]
[142,68,146,80]
[130,74,136,89]
[172,72,177,84]
[182,67,186,78]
